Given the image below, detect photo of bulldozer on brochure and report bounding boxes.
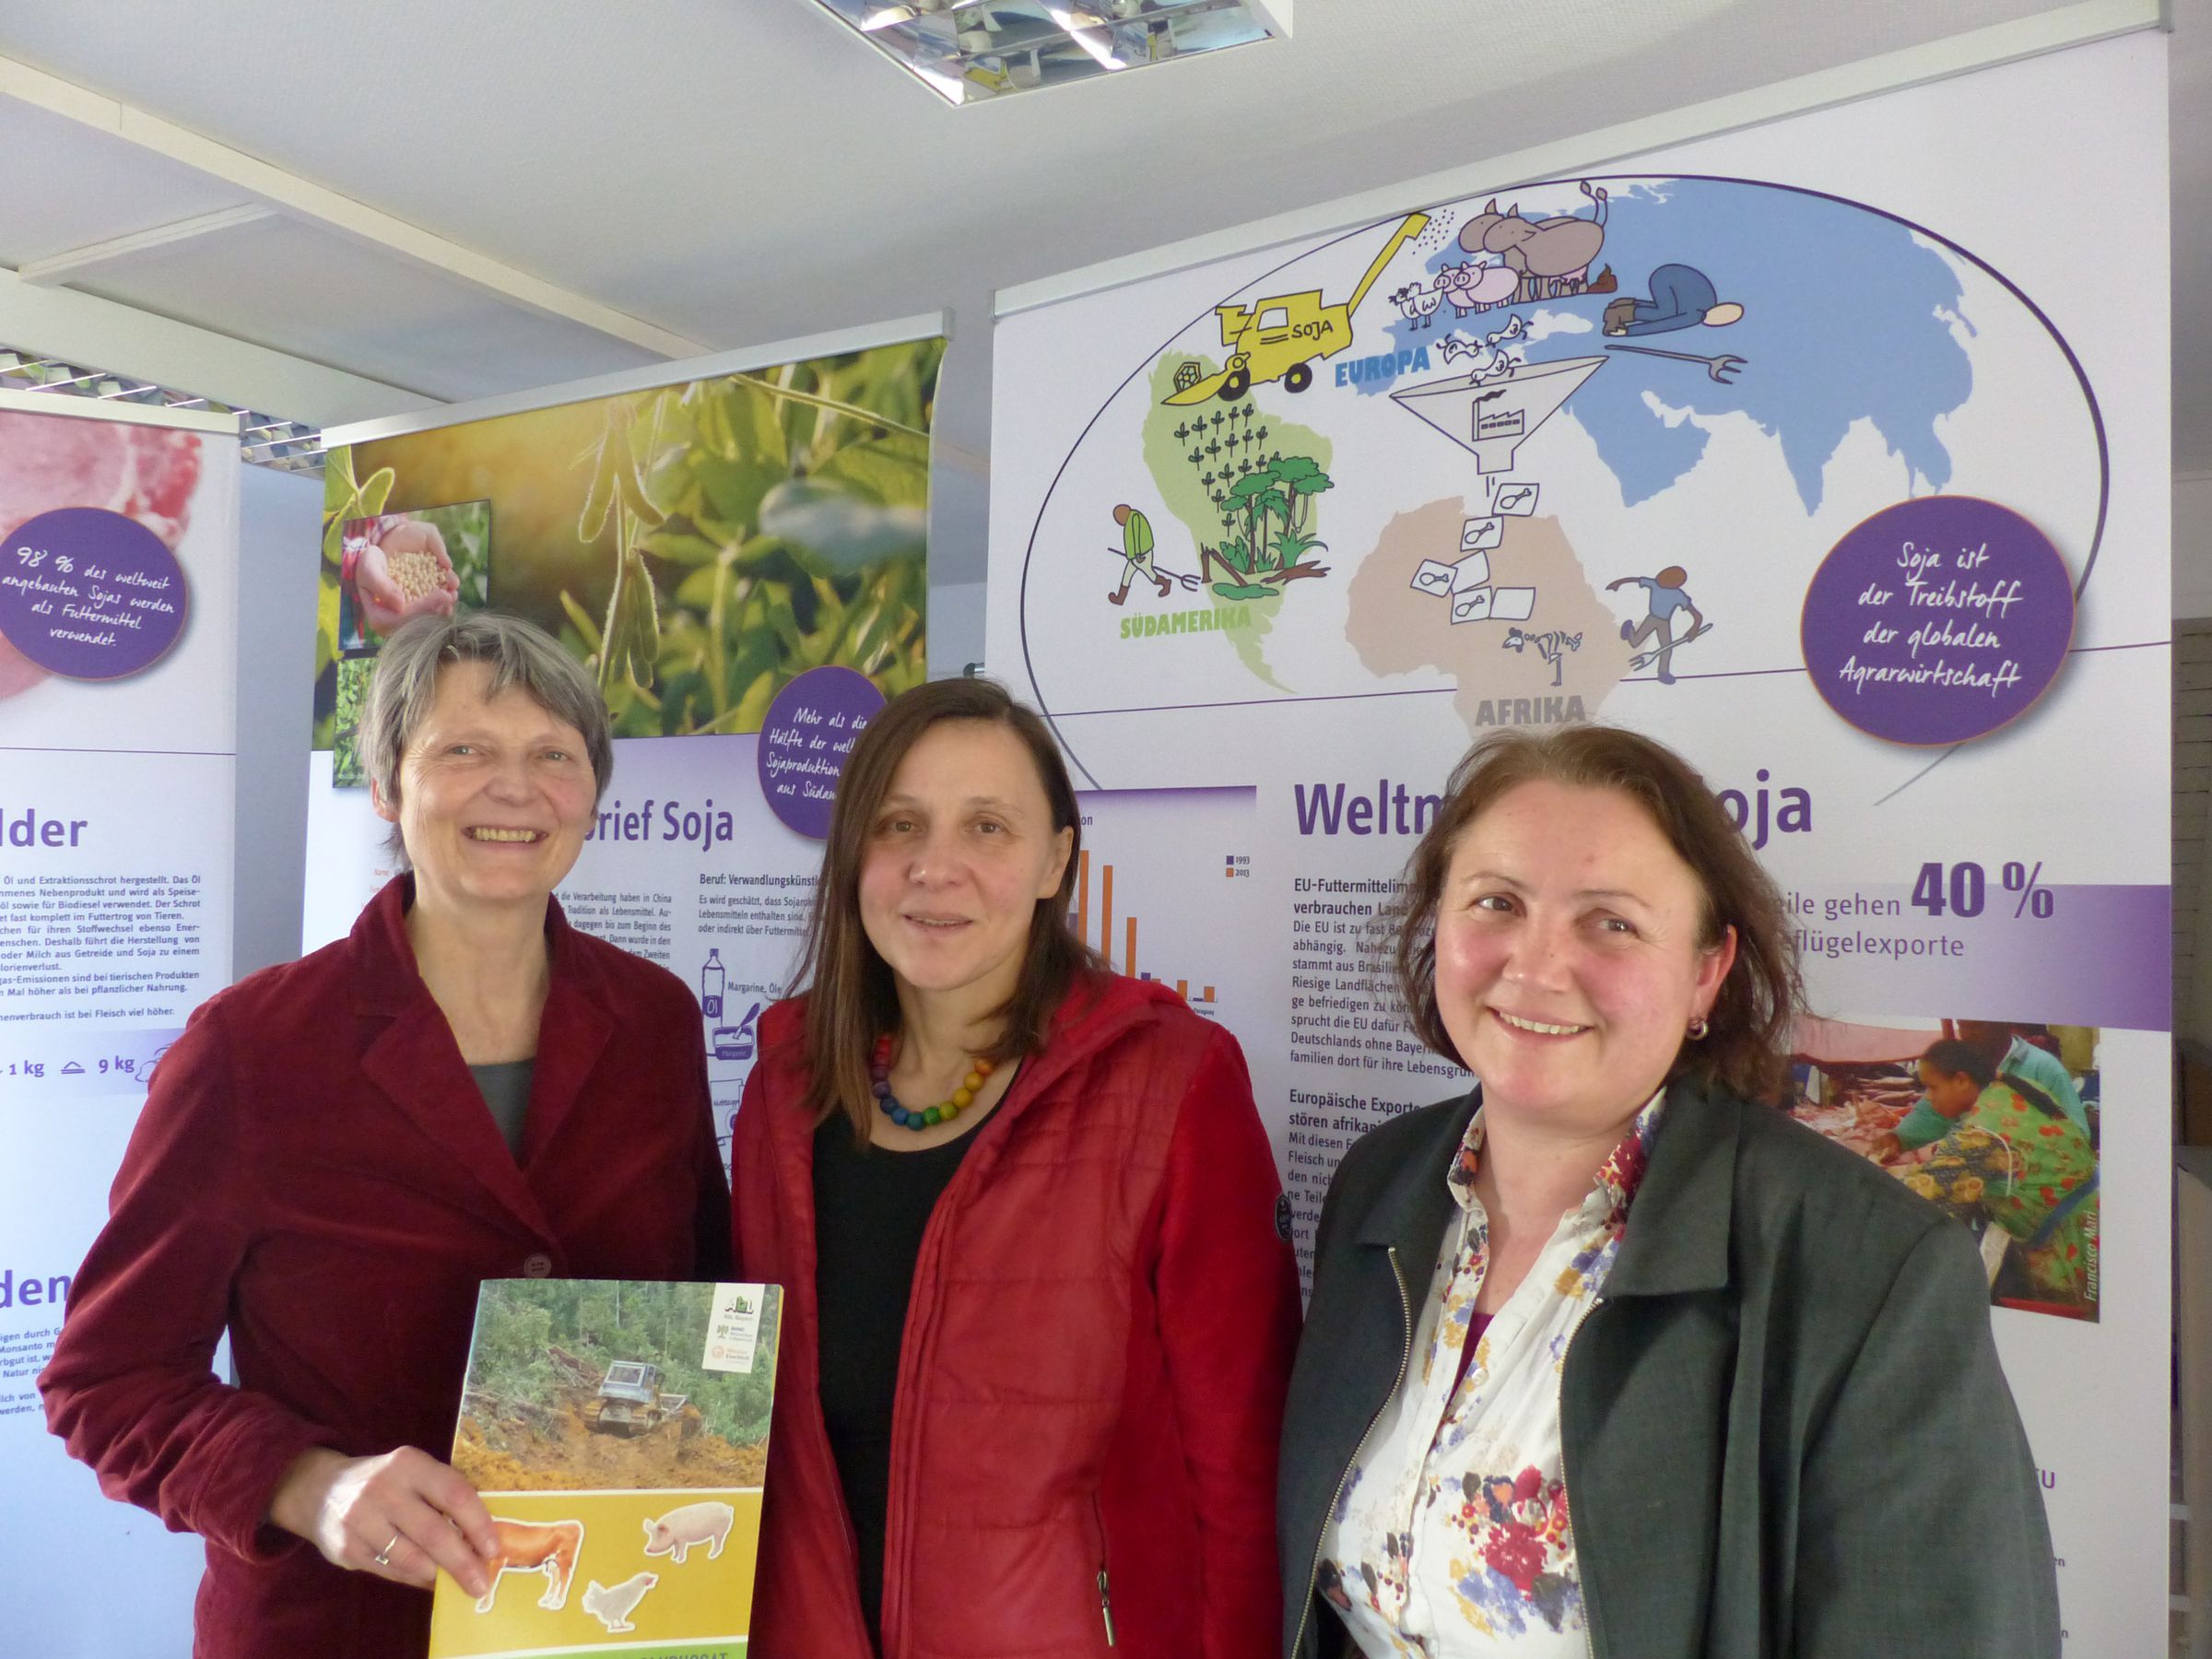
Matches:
[452,1278,779,1494]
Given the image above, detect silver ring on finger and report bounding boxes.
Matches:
[372,1531,401,1568]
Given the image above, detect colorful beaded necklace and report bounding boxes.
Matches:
[871,1034,994,1130]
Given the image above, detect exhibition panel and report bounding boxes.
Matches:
[989,33,2171,1653]
[0,388,241,1654]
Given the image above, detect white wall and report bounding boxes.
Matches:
[2183,474,2212,618]
[231,465,321,979]
[927,578,987,679]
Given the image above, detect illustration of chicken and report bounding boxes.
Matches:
[1388,282,1441,329]
[582,1571,659,1634]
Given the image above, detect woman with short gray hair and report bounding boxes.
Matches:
[359,611,617,853]
[42,611,730,1659]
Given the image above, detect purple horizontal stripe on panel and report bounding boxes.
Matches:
[1074,786,1257,805]
[0,745,237,758]
[1797,884,2171,1031]
[1965,884,2172,1030]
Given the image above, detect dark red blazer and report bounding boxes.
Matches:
[40,876,729,1659]
[733,974,1302,1659]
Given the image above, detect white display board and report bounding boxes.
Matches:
[988,34,2168,1656]
[0,390,241,1656]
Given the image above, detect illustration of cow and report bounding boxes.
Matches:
[476,1517,586,1613]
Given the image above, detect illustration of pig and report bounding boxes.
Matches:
[582,1571,658,1634]
[642,1499,736,1565]
[1434,260,1517,318]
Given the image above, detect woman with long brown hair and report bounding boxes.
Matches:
[730,676,1300,1658]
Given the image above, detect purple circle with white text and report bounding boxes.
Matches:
[757,665,887,839]
[1799,496,2073,747]
[0,506,189,680]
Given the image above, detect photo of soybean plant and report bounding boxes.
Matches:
[329,656,376,788]
[312,338,940,748]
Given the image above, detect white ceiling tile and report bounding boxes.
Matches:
[0,100,253,267]
[69,214,665,402]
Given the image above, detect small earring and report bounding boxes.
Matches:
[1687,1016,1710,1041]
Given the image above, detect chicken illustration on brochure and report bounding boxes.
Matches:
[429,1278,782,1659]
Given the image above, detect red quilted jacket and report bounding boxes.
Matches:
[731,972,1301,1659]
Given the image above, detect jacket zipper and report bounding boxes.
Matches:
[880,1061,1032,1658]
[1557,1292,1606,1659]
[1088,1491,1117,1649]
[1288,1243,1413,1659]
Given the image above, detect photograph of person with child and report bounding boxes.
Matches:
[1790,1016,2100,1320]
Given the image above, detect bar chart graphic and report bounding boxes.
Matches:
[1071,785,1257,1018]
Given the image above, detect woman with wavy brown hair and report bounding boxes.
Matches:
[1279,724,2057,1658]
[730,675,1300,1659]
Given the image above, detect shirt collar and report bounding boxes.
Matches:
[1448,1087,1669,1223]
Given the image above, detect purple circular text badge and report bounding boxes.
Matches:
[1799,496,2074,747]
[757,665,888,839]
[0,507,189,680]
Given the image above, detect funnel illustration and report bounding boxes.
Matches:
[1389,355,1606,473]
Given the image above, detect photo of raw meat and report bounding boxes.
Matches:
[0,408,203,699]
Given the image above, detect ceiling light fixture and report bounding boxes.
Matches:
[1044,6,1122,69]
[803,0,1288,104]
[0,343,325,474]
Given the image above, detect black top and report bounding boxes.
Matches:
[469,1058,535,1158]
[811,1106,991,1654]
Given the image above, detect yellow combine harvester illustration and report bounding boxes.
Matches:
[1165,211,1430,406]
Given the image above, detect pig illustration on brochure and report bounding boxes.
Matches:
[644,1498,737,1565]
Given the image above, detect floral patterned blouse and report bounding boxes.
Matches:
[1317,1095,1663,1655]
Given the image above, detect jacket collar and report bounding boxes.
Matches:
[758,969,1190,1147]
[1348,1076,1741,1300]
[1603,1076,1740,1298]
[347,875,604,1241]
[1002,971,1185,1103]
[1355,1088,1480,1278]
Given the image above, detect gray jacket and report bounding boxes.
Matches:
[1280,1077,2060,1658]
